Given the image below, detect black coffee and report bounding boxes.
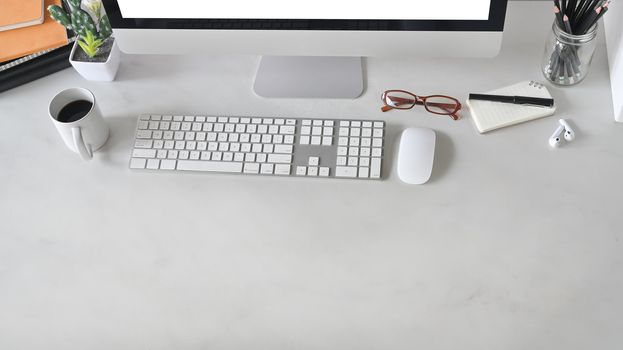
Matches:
[57,100,93,123]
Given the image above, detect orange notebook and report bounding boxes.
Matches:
[0,0,68,63]
[0,0,44,31]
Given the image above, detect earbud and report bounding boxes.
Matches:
[549,125,564,148]
[559,119,575,141]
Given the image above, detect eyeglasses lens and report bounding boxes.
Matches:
[424,96,459,115]
[384,92,416,109]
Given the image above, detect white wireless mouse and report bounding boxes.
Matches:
[397,127,436,184]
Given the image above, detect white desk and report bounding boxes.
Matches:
[1,2,622,349]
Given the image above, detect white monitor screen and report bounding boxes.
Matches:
[116,0,491,21]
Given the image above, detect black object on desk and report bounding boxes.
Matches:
[468,93,555,107]
[0,43,72,94]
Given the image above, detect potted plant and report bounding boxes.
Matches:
[48,0,120,81]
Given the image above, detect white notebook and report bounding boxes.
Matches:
[466,81,557,133]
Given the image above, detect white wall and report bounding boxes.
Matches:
[604,5,623,122]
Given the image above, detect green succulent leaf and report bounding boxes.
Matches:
[98,15,112,39]
[67,0,81,11]
[48,5,72,29]
[77,30,104,58]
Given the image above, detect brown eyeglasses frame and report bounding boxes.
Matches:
[381,90,462,121]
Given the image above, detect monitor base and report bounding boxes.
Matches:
[253,56,364,99]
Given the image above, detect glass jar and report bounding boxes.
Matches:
[542,22,598,86]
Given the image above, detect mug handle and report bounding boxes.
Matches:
[71,127,93,160]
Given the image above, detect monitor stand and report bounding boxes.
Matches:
[253,56,364,99]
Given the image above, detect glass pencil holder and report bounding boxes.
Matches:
[542,22,598,86]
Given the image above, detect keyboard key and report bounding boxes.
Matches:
[137,121,149,130]
[223,152,234,162]
[132,149,156,158]
[308,167,318,176]
[177,160,243,173]
[134,140,153,148]
[308,157,319,166]
[267,154,292,163]
[322,137,332,146]
[319,167,330,176]
[296,166,307,176]
[136,130,152,139]
[371,158,381,178]
[243,163,260,174]
[161,159,176,170]
[261,163,274,174]
[146,159,160,170]
[300,136,310,145]
[130,158,147,169]
[280,126,296,134]
[311,136,321,145]
[274,145,293,154]
[335,166,358,178]
[275,164,291,175]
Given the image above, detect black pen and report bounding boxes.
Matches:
[469,93,555,107]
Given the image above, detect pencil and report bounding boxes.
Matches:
[576,7,601,34]
[592,2,610,27]
[554,6,565,29]
[563,14,573,34]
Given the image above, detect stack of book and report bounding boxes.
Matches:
[0,0,73,93]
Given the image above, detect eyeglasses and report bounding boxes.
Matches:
[381,90,462,120]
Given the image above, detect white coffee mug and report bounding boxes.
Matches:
[49,88,109,160]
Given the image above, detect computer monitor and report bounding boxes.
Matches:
[102,0,508,98]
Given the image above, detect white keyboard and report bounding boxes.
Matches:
[129,115,385,179]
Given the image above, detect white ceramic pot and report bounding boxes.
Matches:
[69,38,121,81]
